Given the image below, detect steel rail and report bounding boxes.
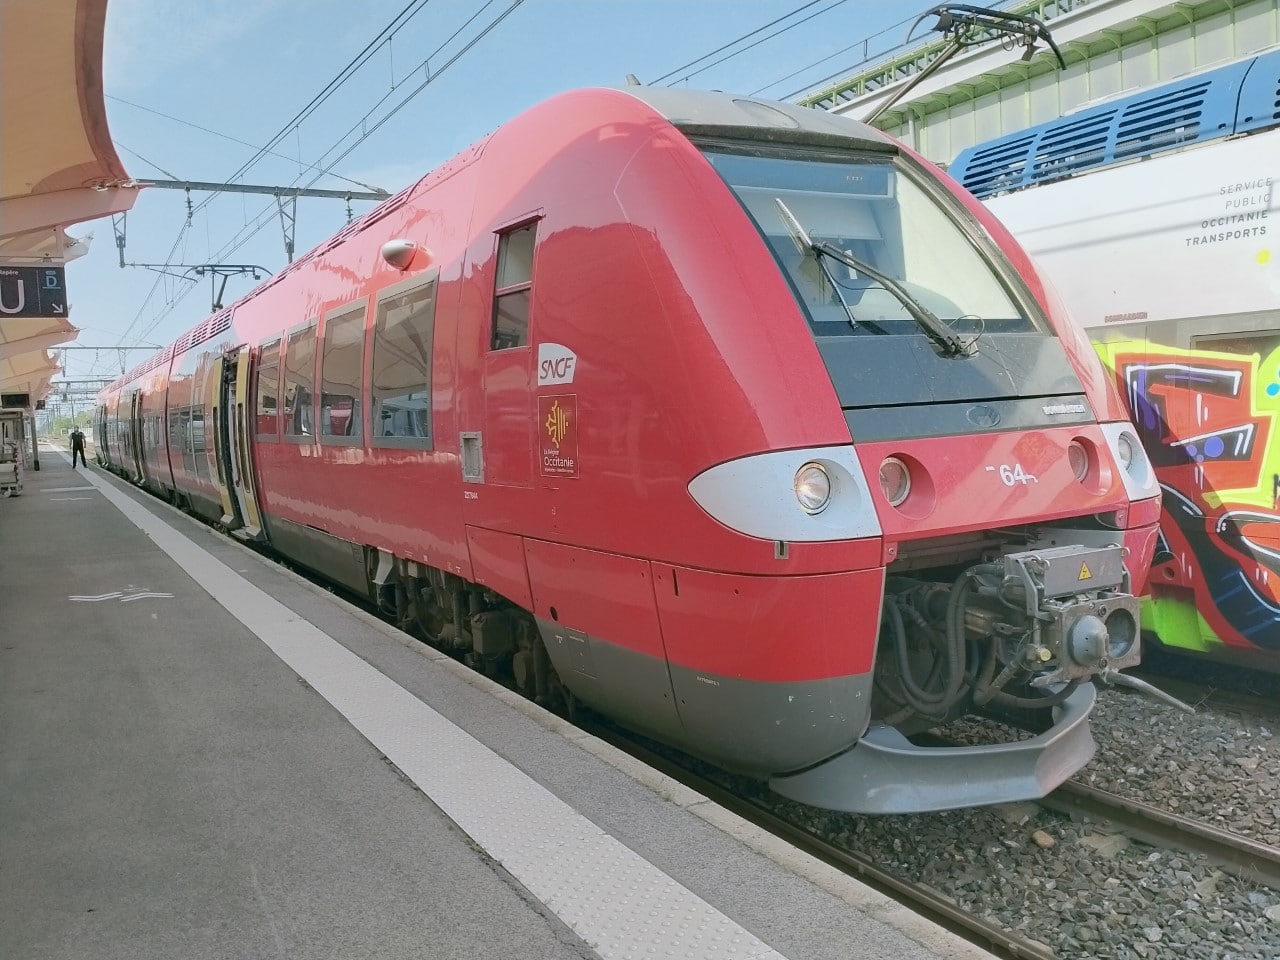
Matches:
[1127,668,1280,725]
[593,725,1055,960]
[1044,781,1280,890]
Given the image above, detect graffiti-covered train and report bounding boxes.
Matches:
[96,87,1160,814]
[951,47,1280,667]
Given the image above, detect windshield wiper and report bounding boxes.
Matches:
[774,198,970,358]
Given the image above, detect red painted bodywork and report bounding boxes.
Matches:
[99,88,1156,690]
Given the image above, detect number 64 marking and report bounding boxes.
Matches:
[986,462,1038,486]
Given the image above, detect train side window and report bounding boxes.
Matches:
[320,302,366,443]
[256,338,281,441]
[371,275,436,448]
[491,222,536,350]
[1194,331,1280,360]
[189,409,206,459]
[283,323,317,440]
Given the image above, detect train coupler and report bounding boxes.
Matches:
[996,543,1142,685]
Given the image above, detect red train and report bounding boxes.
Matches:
[96,87,1162,813]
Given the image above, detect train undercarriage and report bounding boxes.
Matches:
[356,518,1157,770]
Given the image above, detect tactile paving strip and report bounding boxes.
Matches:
[84,466,787,960]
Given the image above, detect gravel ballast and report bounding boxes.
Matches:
[736,682,1280,960]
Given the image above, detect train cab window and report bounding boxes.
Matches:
[491,223,536,350]
[371,276,436,448]
[699,147,1039,340]
[256,338,281,440]
[283,324,317,440]
[320,303,366,442]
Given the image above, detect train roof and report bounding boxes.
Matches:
[102,86,902,397]
[950,46,1280,199]
[619,86,895,151]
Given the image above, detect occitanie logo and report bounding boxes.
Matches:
[545,399,569,447]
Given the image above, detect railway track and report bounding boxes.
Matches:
[1044,780,1280,890]
[1126,668,1280,727]
[590,723,1056,960]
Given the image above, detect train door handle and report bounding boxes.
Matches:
[1273,473,1279,510]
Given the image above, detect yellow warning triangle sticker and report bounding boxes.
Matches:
[1079,562,1093,581]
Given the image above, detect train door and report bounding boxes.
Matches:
[480,220,537,490]
[95,405,109,466]
[128,390,147,484]
[210,348,264,539]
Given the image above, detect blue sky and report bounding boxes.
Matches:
[64,0,924,384]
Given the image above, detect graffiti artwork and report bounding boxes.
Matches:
[1097,339,1280,654]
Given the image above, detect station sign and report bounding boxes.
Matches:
[0,266,67,318]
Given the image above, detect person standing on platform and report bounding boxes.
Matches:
[70,427,87,468]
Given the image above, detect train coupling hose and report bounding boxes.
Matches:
[1097,668,1195,714]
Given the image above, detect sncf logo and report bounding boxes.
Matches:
[538,342,577,386]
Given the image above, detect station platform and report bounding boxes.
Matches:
[1,446,992,960]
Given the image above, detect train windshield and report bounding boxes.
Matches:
[702,147,1044,341]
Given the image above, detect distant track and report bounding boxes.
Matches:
[1130,668,1280,727]
[1043,781,1280,890]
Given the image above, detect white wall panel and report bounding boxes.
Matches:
[1157,23,1196,79]
[1028,70,1060,125]
[1195,10,1236,66]
[1000,82,1029,133]
[921,109,952,162]
[1089,48,1124,101]
[1120,37,1157,91]
[1236,0,1278,52]
[946,106,976,159]
[973,89,1003,142]
[1059,59,1092,114]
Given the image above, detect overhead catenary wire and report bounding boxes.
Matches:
[194,0,434,217]
[128,0,527,349]
[113,142,183,181]
[106,96,383,193]
[663,0,853,88]
[750,11,920,98]
[769,0,1020,101]
[649,0,834,85]
[193,0,527,278]
[103,0,441,358]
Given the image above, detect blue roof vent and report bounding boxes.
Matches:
[1113,82,1208,159]
[949,52,1269,198]
[1030,108,1117,181]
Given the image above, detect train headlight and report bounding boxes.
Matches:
[1067,440,1090,482]
[1116,432,1136,471]
[1100,423,1158,501]
[1104,608,1138,660]
[879,457,911,507]
[687,447,882,542]
[793,462,831,514]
